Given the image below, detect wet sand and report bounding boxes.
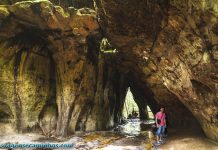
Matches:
[0,120,217,150]
[158,129,218,150]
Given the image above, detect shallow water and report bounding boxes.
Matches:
[0,119,154,150]
[114,118,155,137]
[1,119,217,150]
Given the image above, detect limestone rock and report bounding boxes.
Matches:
[0,0,217,143]
[95,0,218,141]
[0,0,128,138]
[0,0,98,136]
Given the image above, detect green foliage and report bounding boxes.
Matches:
[122,88,139,118]
[122,88,154,119]
[100,38,117,54]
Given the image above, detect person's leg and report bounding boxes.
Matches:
[160,126,165,141]
[158,126,164,141]
[156,135,159,142]
[156,126,161,143]
[159,130,162,141]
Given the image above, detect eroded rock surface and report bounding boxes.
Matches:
[0,0,217,143]
[0,0,127,137]
[95,0,218,141]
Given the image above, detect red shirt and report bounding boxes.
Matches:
[155,112,166,126]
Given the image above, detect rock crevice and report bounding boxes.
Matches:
[0,0,217,142]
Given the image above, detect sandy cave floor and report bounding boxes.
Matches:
[0,120,217,150]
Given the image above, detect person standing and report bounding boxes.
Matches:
[155,107,166,144]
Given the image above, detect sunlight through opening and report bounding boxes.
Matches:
[122,88,139,119]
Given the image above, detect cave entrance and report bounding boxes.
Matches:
[122,88,139,119]
[117,87,155,137]
[147,106,154,119]
[122,87,154,120]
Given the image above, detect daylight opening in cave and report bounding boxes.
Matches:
[122,88,139,119]
[0,0,217,149]
[122,87,154,120]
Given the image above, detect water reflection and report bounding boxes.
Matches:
[114,119,155,138]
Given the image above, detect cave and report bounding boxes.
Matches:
[121,86,154,120]
[0,0,217,149]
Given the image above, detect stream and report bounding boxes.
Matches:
[0,119,156,150]
[1,119,217,150]
[71,118,156,150]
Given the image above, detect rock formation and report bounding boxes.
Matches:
[0,0,217,142]
[95,0,218,141]
[0,0,127,137]
[0,0,94,8]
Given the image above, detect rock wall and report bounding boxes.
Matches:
[0,0,94,8]
[95,0,218,141]
[0,0,127,137]
[0,0,217,142]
